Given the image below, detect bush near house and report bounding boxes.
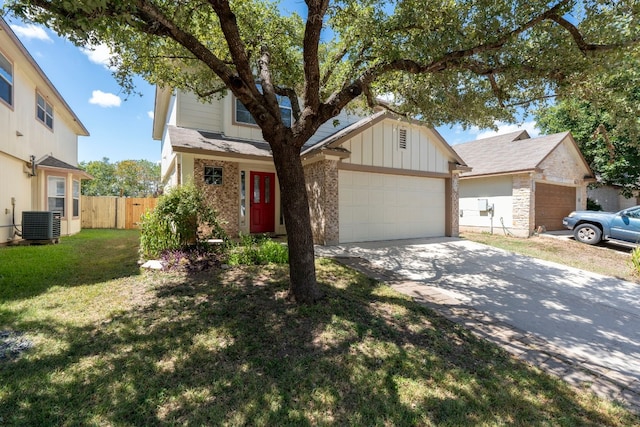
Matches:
[139,182,227,259]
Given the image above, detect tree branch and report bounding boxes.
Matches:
[274,86,302,121]
[549,14,639,53]
[303,0,330,109]
[205,0,257,94]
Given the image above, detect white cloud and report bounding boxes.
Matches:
[475,121,540,140]
[89,90,121,108]
[81,44,115,69]
[147,111,154,120]
[10,24,52,42]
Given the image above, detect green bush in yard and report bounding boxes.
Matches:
[139,182,227,259]
[631,247,640,275]
[226,234,288,266]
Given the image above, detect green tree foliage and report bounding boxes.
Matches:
[535,99,640,196]
[80,158,160,197]
[6,0,637,302]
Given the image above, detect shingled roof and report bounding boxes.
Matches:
[453,131,587,178]
[36,155,92,178]
[168,126,273,160]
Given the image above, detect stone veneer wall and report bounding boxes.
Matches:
[511,173,534,237]
[304,159,339,245]
[194,159,240,237]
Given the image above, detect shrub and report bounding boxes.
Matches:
[587,198,603,211]
[139,182,227,259]
[226,234,288,266]
[631,247,640,275]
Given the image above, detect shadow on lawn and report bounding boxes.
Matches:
[0,262,634,426]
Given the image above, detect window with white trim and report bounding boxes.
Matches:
[72,180,80,217]
[0,51,13,106]
[235,86,292,127]
[204,166,223,185]
[48,176,66,217]
[37,93,54,129]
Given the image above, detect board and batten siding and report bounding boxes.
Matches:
[340,121,450,174]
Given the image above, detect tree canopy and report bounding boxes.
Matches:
[535,99,640,197]
[81,158,160,197]
[5,0,637,302]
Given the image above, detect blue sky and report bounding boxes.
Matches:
[5,13,538,164]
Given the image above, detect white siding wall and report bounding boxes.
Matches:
[176,91,223,132]
[0,152,32,243]
[340,121,450,173]
[173,90,364,144]
[459,176,513,228]
[0,65,78,166]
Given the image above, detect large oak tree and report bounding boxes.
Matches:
[5,0,637,303]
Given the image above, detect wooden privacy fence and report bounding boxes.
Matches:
[81,196,158,229]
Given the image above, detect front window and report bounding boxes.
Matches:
[37,93,54,129]
[72,180,80,217]
[235,86,292,127]
[48,176,66,217]
[0,51,13,106]
[204,166,223,185]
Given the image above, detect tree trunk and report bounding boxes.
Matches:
[270,140,322,304]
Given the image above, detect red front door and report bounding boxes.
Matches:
[250,171,276,233]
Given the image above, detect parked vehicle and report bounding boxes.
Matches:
[563,206,640,245]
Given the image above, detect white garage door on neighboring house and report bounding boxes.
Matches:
[339,170,445,243]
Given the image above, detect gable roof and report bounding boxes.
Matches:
[166,111,467,167]
[454,131,592,178]
[0,17,89,136]
[301,111,467,166]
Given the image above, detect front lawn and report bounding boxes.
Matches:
[0,230,637,425]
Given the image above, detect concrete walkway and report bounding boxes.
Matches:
[316,237,640,414]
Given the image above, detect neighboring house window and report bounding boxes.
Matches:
[235,88,292,127]
[48,176,66,217]
[204,166,223,185]
[72,180,80,217]
[36,93,54,129]
[0,51,12,106]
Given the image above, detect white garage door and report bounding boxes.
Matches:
[339,170,445,243]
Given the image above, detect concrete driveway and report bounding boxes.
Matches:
[316,237,640,402]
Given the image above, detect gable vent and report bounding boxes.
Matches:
[398,128,408,150]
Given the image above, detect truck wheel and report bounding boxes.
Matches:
[574,223,602,245]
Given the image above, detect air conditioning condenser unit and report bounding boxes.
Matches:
[22,211,61,240]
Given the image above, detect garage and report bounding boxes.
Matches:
[535,182,577,231]
[339,170,445,243]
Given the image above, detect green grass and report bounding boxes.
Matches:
[0,230,637,425]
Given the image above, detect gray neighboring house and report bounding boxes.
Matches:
[588,185,640,212]
[454,130,594,237]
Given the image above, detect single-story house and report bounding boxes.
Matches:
[153,89,468,244]
[454,130,594,237]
